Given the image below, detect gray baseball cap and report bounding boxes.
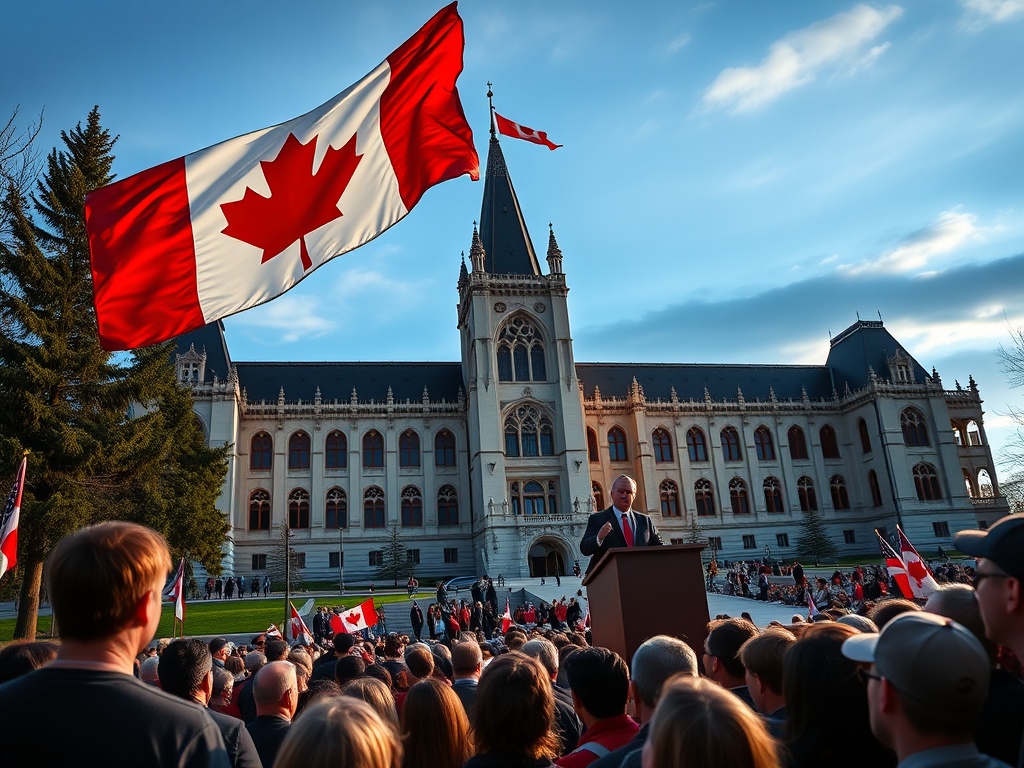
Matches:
[954,515,1024,582]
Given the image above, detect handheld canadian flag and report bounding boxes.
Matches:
[266,624,283,639]
[162,558,187,628]
[289,602,314,645]
[875,529,913,599]
[85,2,479,351]
[494,111,562,150]
[0,456,26,580]
[501,598,513,633]
[896,526,940,599]
[340,598,379,633]
[807,586,820,620]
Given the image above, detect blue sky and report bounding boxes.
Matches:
[5,1,1024,473]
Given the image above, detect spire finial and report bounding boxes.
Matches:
[487,81,496,139]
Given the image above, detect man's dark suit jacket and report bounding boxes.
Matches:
[579,506,663,574]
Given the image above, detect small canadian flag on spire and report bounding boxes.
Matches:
[494,112,562,150]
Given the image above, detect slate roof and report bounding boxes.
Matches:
[234,362,464,404]
[477,136,542,276]
[825,320,928,391]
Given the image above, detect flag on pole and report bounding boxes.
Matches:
[875,529,913,598]
[266,624,282,638]
[290,602,314,645]
[501,598,513,633]
[807,586,820,620]
[162,558,187,628]
[340,598,378,632]
[85,2,479,352]
[0,456,26,580]
[897,526,940,599]
[493,111,562,150]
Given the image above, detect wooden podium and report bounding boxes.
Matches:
[581,544,710,664]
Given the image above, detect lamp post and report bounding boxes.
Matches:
[284,523,292,642]
[339,521,346,595]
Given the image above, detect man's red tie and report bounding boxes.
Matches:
[621,513,634,547]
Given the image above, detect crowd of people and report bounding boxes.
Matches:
[1,514,1023,768]
[204,574,273,600]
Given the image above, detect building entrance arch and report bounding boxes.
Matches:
[528,537,568,577]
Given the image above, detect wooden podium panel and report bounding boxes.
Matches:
[582,544,710,664]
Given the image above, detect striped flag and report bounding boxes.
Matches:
[501,598,513,633]
[0,456,26,580]
[875,529,913,598]
[162,557,187,625]
[290,602,314,645]
[897,526,940,598]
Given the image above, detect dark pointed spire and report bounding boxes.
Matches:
[478,83,541,276]
[458,253,469,287]
[546,222,563,274]
[470,222,486,273]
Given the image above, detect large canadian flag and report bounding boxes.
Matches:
[86,2,479,351]
[339,598,378,632]
[897,526,939,598]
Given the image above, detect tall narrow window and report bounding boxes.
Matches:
[434,430,456,467]
[250,432,273,470]
[363,486,386,528]
[325,487,347,529]
[797,476,817,512]
[788,426,809,461]
[764,477,784,513]
[363,431,384,468]
[401,486,423,527]
[497,346,513,381]
[288,432,311,470]
[754,426,775,461]
[437,485,459,526]
[399,430,420,467]
[913,463,942,500]
[820,425,840,459]
[608,427,628,462]
[587,428,599,463]
[248,489,271,530]
[523,481,546,515]
[695,479,715,516]
[660,480,680,517]
[326,431,347,469]
[901,408,930,447]
[869,470,883,507]
[858,419,872,454]
[653,429,673,463]
[729,478,750,515]
[721,427,742,462]
[687,428,708,462]
[830,475,850,510]
[288,489,310,528]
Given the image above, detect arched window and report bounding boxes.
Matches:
[797,476,817,512]
[325,487,347,529]
[288,432,310,470]
[523,481,546,515]
[250,432,273,470]
[901,408,930,447]
[592,482,604,511]
[687,428,708,462]
[754,426,775,461]
[288,488,310,528]
[496,316,547,382]
[858,419,872,454]
[608,427,628,462]
[652,428,673,463]
[764,477,784,514]
[438,485,459,526]
[401,486,423,527]
[587,428,599,463]
[248,489,271,530]
[399,430,420,468]
[363,486,386,528]
[660,480,680,517]
[868,470,883,507]
[830,475,850,510]
[434,430,456,467]
[363,430,384,468]
[820,425,840,460]
[695,479,715,516]
[504,404,555,457]
[326,431,347,469]
[788,426,809,461]
[730,478,750,515]
[913,463,942,501]
[721,427,742,462]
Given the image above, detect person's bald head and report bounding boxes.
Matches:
[254,660,298,719]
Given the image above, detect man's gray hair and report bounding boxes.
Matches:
[520,638,559,677]
[631,635,699,707]
[611,474,636,492]
[245,650,267,673]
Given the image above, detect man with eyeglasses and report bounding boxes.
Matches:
[842,611,1009,768]
[579,474,663,575]
[954,515,1024,768]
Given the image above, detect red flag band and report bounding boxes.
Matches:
[0,456,26,580]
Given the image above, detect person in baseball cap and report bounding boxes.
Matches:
[841,611,1008,767]
[954,515,1024,669]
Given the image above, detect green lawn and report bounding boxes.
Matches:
[0,591,414,643]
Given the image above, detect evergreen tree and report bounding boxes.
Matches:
[268,526,304,592]
[795,509,837,565]
[375,524,412,587]
[0,108,229,639]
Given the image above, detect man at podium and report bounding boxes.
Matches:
[580,474,663,574]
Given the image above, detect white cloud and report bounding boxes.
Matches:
[961,0,1024,27]
[885,310,1024,356]
[232,295,336,343]
[839,209,983,276]
[331,267,428,302]
[667,32,691,55]
[701,4,903,113]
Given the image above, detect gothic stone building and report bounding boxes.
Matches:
[175,132,1009,583]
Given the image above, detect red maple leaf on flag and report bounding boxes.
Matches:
[906,558,930,587]
[344,611,363,626]
[221,132,363,271]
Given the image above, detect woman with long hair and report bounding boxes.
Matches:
[400,677,471,768]
[275,696,402,768]
[642,675,780,768]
